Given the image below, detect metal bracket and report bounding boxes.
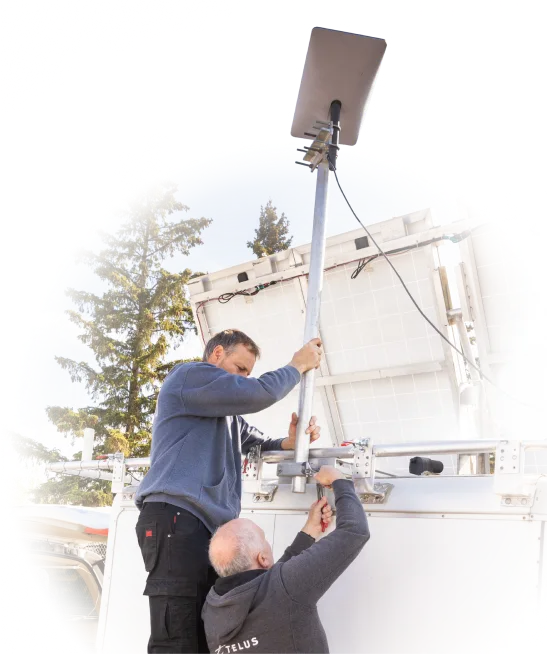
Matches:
[296,123,332,171]
[111,453,126,494]
[252,484,278,503]
[353,438,376,494]
[359,482,393,504]
[243,445,278,501]
[242,444,262,493]
[122,490,136,502]
[494,440,534,502]
[501,495,532,508]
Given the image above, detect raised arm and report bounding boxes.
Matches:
[279,468,370,605]
[181,364,300,417]
[181,339,322,418]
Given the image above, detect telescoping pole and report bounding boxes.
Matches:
[292,101,341,493]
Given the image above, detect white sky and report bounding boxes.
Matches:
[1,1,545,457]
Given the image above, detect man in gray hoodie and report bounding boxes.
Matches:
[203,466,370,654]
[135,329,323,653]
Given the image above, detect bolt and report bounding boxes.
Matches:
[500,457,504,461]
[500,466,504,470]
[501,449,504,453]
[513,455,517,460]
[505,498,511,505]
[521,498,527,505]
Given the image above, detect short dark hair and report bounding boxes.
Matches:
[202,329,261,362]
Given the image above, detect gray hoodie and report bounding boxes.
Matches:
[203,479,370,654]
[135,361,300,532]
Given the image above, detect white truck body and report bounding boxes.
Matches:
[94,210,545,652]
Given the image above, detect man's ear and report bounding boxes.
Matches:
[257,551,269,569]
[210,345,224,363]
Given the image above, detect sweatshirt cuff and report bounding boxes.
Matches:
[285,364,302,384]
[332,478,356,494]
[293,531,316,551]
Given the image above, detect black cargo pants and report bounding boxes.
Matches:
[136,502,218,653]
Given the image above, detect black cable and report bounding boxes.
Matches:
[327,154,538,410]
[218,281,278,304]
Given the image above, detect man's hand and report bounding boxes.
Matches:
[314,465,344,488]
[289,338,323,375]
[301,497,333,540]
[281,413,321,450]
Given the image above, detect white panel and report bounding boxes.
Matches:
[465,225,546,471]
[321,517,541,654]
[269,513,542,654]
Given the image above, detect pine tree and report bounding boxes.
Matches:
[247,200,293,258]
[41,184,211,505]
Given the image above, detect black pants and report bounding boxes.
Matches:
[136,502,218,653]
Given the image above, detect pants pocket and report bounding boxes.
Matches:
[136,521,158,572]
[149,595,198,649]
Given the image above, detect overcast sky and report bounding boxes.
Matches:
[1,1,545,456]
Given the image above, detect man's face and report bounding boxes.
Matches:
[208,344,256,377]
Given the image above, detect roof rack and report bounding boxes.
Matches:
[48,438,547,506]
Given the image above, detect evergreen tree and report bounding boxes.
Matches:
[42,184,211,505]
[247,200,293,258]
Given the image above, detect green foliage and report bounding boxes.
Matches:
[247,200,293,258]
[42,184,211,505]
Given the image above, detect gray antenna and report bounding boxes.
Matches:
[291,27,386,493]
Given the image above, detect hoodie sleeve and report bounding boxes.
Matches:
[277,531,315,563]
[279,479,370,605]
[239,416,285,454]
[181,364,301,418]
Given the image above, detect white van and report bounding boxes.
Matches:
[52,212,547,653]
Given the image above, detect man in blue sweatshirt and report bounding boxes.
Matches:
[135,329,323,653]
[203,466,370,654]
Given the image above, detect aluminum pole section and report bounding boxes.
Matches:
[293,158,330,492]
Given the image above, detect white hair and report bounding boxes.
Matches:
[209,520,265,577]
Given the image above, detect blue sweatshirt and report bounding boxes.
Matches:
[135,362,301,532]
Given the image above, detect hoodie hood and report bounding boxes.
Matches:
[203,572,265,642]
